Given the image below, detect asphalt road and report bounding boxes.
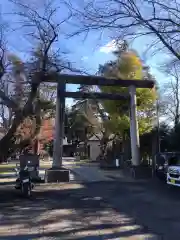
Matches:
[1,163,180,239]
[0,182,159,240]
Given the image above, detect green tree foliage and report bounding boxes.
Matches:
[170,124,180,151]
[98,41,156,136]
[139,122,180,157]
[140,123,171,157]
[65,107,94,145]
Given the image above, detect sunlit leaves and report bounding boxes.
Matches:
[99,45,156,135]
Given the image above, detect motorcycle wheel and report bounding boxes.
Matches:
[21,183,31,197]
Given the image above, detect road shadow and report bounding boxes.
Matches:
[0,181,15,186]
[0,182,159,240]
[2,175,180,239]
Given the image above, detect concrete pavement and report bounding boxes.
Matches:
[68,165,114,182]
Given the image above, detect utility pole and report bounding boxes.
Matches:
[156,98,161,153]
[156,99,161,152]
[155,84,160,153]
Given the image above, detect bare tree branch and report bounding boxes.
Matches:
[160,59,180,126]
[67,0,180,60]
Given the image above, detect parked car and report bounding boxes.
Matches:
[155,152,180,182]
[167,154,180,187]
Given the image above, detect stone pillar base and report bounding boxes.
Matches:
[130,165,153,179]
[45,168,70,183]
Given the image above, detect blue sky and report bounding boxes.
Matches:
[1,0,169,107]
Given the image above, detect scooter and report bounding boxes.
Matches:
[15,165,34,197]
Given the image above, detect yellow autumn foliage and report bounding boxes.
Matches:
[99,50,156,135]
[117,51,143,79]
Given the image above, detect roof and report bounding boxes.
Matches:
[88,134,102,141]
[79,133,117,144]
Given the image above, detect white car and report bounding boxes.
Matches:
[167,165,180,187]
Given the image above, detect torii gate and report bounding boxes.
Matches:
[46,74,154,182]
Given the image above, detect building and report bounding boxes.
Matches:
[87,134,101,161]
[77,133,102,161]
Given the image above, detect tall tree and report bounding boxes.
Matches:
[160,60,180,127]
[0,1,72,160]
[0,14,13,132]
[98,41,156,136]
[66,107,93,147]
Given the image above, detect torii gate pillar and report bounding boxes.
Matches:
[129,85,140,166]
[52,82,65,168]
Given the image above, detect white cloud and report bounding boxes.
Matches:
[81,56,89,61]
[99,40,118,54]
